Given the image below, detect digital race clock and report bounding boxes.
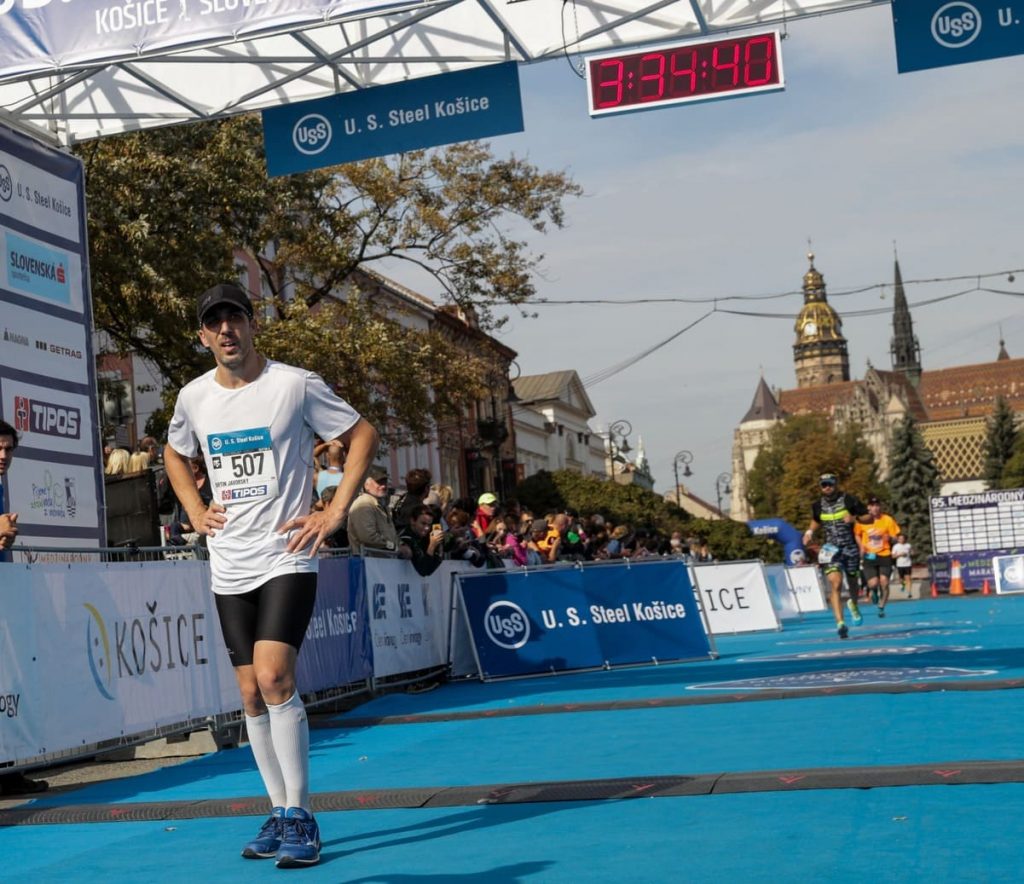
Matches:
[586,31,785,118]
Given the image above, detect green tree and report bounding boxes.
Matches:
[76,115,581,438]
[747,416,882,527]
[1000,434,1024,489]
[515,470,776,562]
[887,414,940,558]
[982,396,1018,487]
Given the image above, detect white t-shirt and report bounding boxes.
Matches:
[892,542,913,568]
[167,360,360,594]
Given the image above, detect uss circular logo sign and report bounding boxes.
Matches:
[0,164,12,202]
[483,600,530,650]
[931,2,982,48]
[292,114,332,155]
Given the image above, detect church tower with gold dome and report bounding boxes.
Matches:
[792,252,849,387]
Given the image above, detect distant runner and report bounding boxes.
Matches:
[803,472,870,639]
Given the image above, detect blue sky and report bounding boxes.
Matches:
[398,5,1024,505]
[8,5,1021,514]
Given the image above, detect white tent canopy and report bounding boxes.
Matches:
[0,0,886,146]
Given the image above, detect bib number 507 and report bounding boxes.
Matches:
[232,452,265,478]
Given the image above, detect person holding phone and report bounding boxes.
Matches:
[398,503,445,576]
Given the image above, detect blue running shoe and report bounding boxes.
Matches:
[276,807,321,868]
[846,599,863,626]
[241,806,284,859]
[837,622,849,639]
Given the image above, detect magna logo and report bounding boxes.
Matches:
[931,2,982,48]
[13,395,81,439]
[293,114,332,155]
[483,600,530,650]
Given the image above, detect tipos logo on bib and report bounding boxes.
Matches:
[206,427,279,505]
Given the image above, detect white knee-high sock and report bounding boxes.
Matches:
[266,691,310,811]
[244,711,287,809]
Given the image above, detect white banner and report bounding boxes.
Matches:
[786,565,828,612]
[0,561,238,764]
[0,148,82,243]
[364,557,453,679]
[0,300,89,384]
[1,377,93,457]
[4,459,99,529]
[691,560,780,634]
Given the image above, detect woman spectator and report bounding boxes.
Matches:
[104,448,131,476]
[127,451,150,474]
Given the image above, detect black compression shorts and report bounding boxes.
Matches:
[214,572,318,667]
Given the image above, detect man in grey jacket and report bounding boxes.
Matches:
[346,465,400,555]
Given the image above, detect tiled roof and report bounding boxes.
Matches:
[513,371,578,403]
[916,357,1024,420]
[778,381,858,415]
[775,358,1024,423]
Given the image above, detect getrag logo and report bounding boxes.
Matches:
[0,164,11,202]
[293,114,332,155]
[483,600,530,650]
[931,2,982,48]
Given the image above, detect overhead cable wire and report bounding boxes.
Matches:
[482,267,1024,308]
[581,309,716,388]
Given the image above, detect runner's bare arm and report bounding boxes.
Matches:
[164,444,227,536]
[280,418,379,556]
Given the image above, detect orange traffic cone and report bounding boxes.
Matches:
[949,559,965,596]
[930,580,939,598]
[982,578,992,595]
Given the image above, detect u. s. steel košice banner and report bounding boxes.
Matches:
[0,0,395,80]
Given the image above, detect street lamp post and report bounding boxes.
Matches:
[672,450,693,505]
[715,472,732,518]
[606,420,632,480]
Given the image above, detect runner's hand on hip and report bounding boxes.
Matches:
[192,502,227,537]
[279,508,344,557]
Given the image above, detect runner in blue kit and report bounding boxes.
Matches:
[164,283,378,868]
[802,472,871,639]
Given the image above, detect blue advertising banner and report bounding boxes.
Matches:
[928,548,1024,590]
[296,557,372,692]
[261,62,524,176]
[892,1,1024,73]
[0,0,394,80]
[457,560,712,680]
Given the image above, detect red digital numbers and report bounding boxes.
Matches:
[589,32,781,114]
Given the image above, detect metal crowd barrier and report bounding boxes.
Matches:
[7,543,208,564]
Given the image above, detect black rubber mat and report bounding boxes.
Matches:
[319,677,1024,729]
[4,759,1024,827]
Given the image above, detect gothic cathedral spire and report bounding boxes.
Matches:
[889,256,921,384]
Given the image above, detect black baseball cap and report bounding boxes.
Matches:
[819,473,838,485]
[367,465,389,483]
[197,283,254,325]
[867,495,882,505]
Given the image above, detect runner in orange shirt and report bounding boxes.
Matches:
[854,496,901,618]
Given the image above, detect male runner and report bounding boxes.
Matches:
[855,496,901,617]
[164,282,378,868]
[803,472,870,639]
